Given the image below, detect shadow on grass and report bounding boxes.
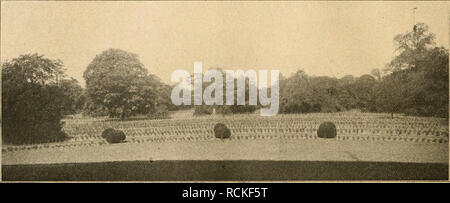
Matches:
[3,160,448,181]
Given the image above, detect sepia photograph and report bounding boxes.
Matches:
[0,1,449,182]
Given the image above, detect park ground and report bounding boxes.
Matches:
[2,110,449,181]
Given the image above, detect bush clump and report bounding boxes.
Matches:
[101,128,126,143]
[214,123,231,139]
[317,122,337,138]
[101,128,116,138]
[116,130,126,141]
[2,54,71,145]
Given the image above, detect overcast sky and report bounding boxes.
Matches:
[1,1,448,86]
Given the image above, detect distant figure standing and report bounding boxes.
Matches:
[212,108,216,115]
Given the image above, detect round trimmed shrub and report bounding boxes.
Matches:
[214,123,231,139]
[317,122,337,138]
[101,128,116,138]
[116,130,126,141]
[106,133,122,144]
[102,128,126,143]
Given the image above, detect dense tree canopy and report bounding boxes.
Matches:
[378,23,448,118]
[58,77,86,115]
[2,54,72,144]
[83,48,167,120]
[278,71,377,114]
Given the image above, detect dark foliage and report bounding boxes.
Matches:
[116,130,126,141]
[2,54,71,145]
[376,23,448,118]
[317,122,337,138]
[106,133,123,144]
[102,128,126,144]
[58,78,86,115]
[83,48,170,120]
[101,128,116,139]
[214,123,231,139]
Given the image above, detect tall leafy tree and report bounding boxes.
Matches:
[83,48,160,120]
[2,54,69,144]
[387,23,436,73]
[378,23,448,118]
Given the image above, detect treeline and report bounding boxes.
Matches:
[194,23,448,118]
[278,23,448,118]
[279,72,378,114]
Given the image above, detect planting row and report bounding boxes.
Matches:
[4,129,448,153]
